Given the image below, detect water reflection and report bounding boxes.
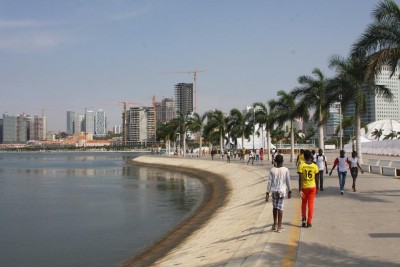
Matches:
[0,152,205,267]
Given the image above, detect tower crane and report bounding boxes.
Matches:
[163,70,206,113]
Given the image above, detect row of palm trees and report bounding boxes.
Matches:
[157,0,399,162]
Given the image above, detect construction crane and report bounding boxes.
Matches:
[118,101,143,145]
[163,70,206,113]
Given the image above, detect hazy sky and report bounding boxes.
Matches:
[0,0,388,131]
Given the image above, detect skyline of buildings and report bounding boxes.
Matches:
[2,69,400,145]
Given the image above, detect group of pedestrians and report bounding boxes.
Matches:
[266,149,364,232]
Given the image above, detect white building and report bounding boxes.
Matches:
[366,65,400,122]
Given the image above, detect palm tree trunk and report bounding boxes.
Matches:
[318,109,324,149]
[318,124,324,149]
[199,128,202,158]
[356,112,362,163]
[220,132,223,154]
[290,120,295,162]
[183,132,186,157]
[266,129,271,161]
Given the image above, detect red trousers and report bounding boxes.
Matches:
[301,187,316,224]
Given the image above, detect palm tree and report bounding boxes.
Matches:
[226,108,252,150]
[352,0,400,80]
[270,128,285,147]
[371,128,384,140]
[292,68,330,150]
[383,130,398,140]
[206,109,227,153]
[328,54,393,162]
[269,90,309,162]
[253,102,273,161]
[186,112,207,157]
[156,123,173,156]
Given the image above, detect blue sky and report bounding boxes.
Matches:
[0,0,389,131]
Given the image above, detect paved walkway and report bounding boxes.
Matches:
[130,151,400,267]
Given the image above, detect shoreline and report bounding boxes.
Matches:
[121,156,294,266]
[121,157,232,267]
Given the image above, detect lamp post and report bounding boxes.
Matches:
[252,107,255,150]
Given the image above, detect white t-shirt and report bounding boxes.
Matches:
[267,166,291,197]
[349,157,359,168]
[315,154,327,171]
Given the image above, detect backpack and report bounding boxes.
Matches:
[316,155,326,162]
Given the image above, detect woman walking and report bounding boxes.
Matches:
[349,151,364,192]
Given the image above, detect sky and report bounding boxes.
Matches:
[0,0,392,132]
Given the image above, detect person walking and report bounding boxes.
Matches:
[297,150,319,228]
[247,150,255,165]
[315,149,328,191]
[296,149,305,167]
[349,151,364,192]
[329,150,349,195]
[265,154,291,233]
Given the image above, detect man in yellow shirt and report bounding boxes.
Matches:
[297,150,319,228]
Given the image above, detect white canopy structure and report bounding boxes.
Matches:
[344,119,400,156]
[361,119,400,141]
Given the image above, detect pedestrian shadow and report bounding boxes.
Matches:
[208,241,399,267]
[312,186,394,203]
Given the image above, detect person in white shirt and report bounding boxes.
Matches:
[315,149,328,191]
[329,150,348,195]
[349,151,364,192]
[265,154,291,232]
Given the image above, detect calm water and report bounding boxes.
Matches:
[0,152,205,267]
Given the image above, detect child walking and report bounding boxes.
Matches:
[265,154,291,233]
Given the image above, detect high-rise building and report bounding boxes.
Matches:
[95,109,106,138]
[74,114,84,134]
[16,114,30,143]
[84,110,94,134]
[174,83,193,116]
[66,111,75,135]
[368,65,400,122]
[340,66,400,139]
[156,97,175,124]
[31,115,46,141]
[124,106,156,146]
[2,114,17,144]
[325,102,343,139]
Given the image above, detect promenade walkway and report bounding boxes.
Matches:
[130,151,400,267]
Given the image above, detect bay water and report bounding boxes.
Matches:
[0,152,205,267]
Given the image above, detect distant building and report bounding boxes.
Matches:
[369,65,400,121]
[31,115,47,141]
[325,102,343,139]
[74,114,84,134]
[2,114,17,144]
[174,83,193,116]
[95,109,106,138]
[156,97,175,124]
[113,125,122,134]
[84,110,94,135]
[66,111,75,135]
[342,65,400,128]
[123,106,156,146]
